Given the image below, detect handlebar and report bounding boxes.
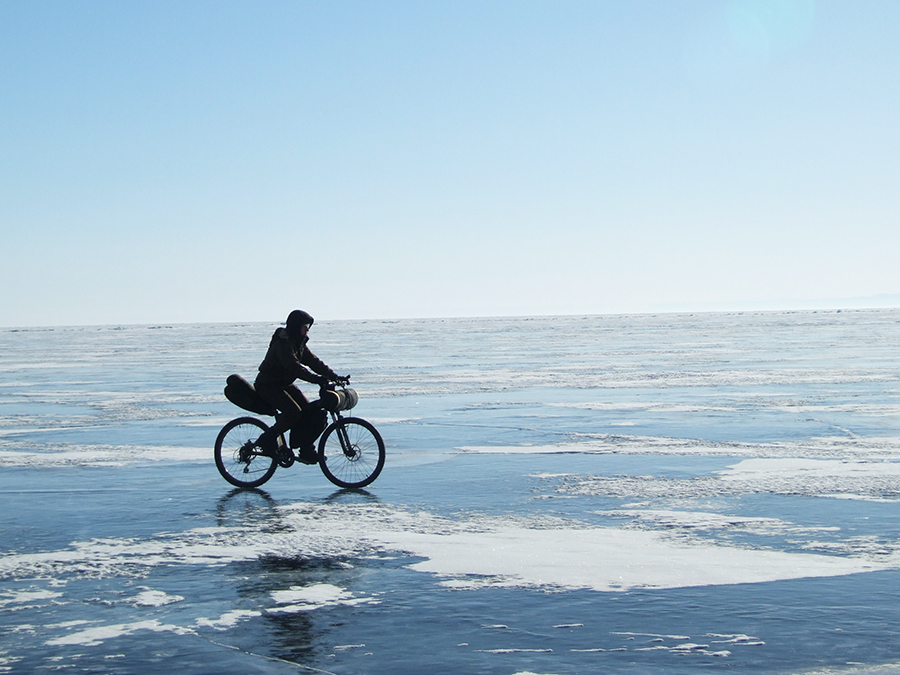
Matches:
[320,375,350,390]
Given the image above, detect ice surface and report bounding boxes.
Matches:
[460,435,900,460]
[2,311,900,674]
[550,454,900,502]
[1,500,895,595]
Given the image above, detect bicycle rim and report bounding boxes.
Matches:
[318,417,385,488]
[214,417,279,488]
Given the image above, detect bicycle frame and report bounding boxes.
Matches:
[272,402,344,453]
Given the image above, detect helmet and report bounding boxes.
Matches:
[286,309,314,339]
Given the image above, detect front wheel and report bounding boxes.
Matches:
[214,417,282,488]
[318,417,385,488]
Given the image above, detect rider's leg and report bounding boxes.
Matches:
[283,384,310,412]
[282,385,319,464]
[255,384,306,453]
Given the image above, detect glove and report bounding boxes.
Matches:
[335,374,350,386]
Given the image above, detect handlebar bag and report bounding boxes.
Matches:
[320,388,359,412]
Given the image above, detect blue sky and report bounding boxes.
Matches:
[1,0,898,326]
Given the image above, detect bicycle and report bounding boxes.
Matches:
[214,374,385,489]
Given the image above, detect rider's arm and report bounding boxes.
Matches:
[300,347,338,384]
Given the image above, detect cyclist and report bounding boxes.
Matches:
[253,309,348,464]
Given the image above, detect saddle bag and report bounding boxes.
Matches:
[224,374,277,416]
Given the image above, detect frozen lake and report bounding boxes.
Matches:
[2,310,900,674]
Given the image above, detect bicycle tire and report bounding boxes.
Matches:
[214,417,282,488]
[318,417,385,489]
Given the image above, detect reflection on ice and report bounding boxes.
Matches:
[4,500,898,594]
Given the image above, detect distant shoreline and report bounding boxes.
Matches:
[3,300,900,331]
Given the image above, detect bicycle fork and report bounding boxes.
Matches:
[330,411,356,458]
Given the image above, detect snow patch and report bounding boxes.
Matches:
[372,524,887,591]
[0,589,63,607]
[195,610,261,630]
[129,589,184,607]
[44,620,194,646]
[0,445,210,467]
[268,583,378,613]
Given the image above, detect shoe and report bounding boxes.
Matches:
[298,445,318,465]
[256,433,278,457]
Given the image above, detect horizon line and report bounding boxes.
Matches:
[3,296,899,331]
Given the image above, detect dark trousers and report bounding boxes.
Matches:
[255,382,310,436]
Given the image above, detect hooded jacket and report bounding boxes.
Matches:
[255,327,337,388]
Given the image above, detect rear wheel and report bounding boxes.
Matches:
[318,417,385,488]
[214,417,282,488]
